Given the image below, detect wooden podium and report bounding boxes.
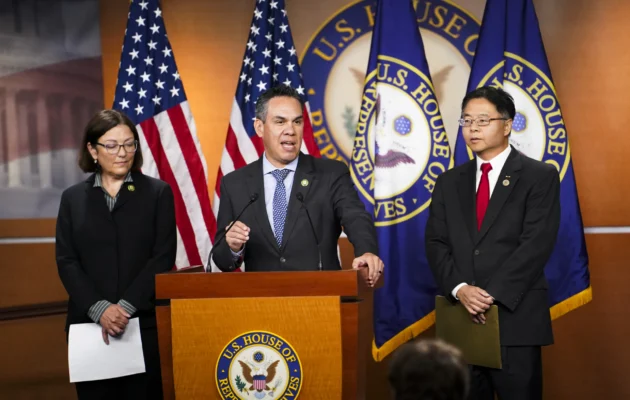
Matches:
[155,269,378,399]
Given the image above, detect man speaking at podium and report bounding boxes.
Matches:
[210,86,384,285]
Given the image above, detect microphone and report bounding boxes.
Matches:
[295,193,322,271]
[207,193,259,271]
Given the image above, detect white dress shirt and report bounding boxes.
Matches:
[262,153,298,235]
[452,145,512,299]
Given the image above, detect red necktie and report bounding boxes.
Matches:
[476,163,492,230]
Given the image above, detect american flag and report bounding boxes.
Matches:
[113,0,214,270]
[211,0,320,271]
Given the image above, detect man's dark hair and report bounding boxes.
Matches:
[255,85,305,121]
[388,339,469,400]
[461,86,516,119]
[78,109,143,173]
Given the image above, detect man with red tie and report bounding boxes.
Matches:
[425,86,560,400]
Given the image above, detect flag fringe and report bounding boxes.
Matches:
[550,286,593,320]
[372,311,436,362]
[372,286,592,362]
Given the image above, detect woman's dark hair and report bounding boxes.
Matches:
[78,109,144,173]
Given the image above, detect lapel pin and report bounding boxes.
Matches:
[128,184,136,192]
[301,179,309,187]
[502,179,510,187]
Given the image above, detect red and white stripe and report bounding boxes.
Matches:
[138,101,215,270]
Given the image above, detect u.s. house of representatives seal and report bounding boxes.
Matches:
[216,331,303,400]
[474,52,570,180]
[351,56,453,226]
[301,0,480,163]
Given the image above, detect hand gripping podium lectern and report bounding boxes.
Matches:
[155,269,379,399]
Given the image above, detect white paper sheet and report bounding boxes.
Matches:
[68,317,146,383]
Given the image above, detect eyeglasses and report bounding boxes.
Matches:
[95,140,138,155]
[458,117,509,127]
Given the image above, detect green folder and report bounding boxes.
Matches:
[435,295,502,369]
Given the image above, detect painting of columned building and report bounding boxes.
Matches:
[0,0,103,219]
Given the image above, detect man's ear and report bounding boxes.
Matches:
[254,118,264,138]
[503,119,513,137]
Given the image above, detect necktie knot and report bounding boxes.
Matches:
[271,169,290,183]
[480,163,492,175]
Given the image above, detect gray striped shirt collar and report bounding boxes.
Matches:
[93,172,134,211]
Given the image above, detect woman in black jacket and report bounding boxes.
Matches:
[56,110,176,399]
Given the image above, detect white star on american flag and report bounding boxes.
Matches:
[136,16,145,26]
[123,82,133,92]
[154,8,162,18]
[138,88,147,99]
[155,79,165,89]
[225,0,315,193]
[138,1,148,10]
[129,49,139,59]
[150,24,160,34]
[162,47,172,57]
[135,104,143,115]
[170,87,180,97]
[132,33,142,43]
[158,63,168,74]
[119,99,130,109]
[126,65,136,76]
[148,40,157,50]
[140,72,151,82]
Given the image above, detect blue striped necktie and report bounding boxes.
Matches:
[271,169,290,246]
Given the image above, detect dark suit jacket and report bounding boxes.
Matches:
[56,172,176,331]
[212,153,378,271]
[425,147,560,346]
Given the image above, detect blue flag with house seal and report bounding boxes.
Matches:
[350,0,453,361]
